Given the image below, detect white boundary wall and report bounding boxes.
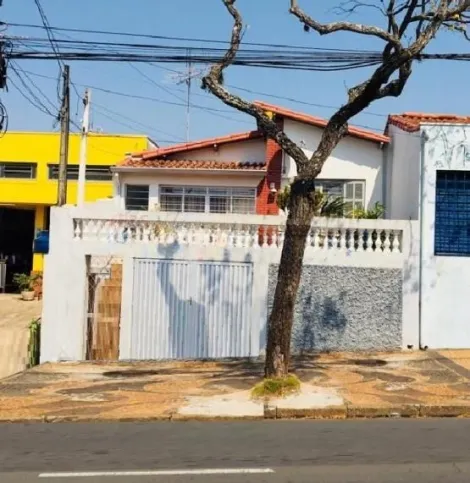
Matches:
[40,204,420,362]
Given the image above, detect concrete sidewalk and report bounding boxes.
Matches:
[1,350,470,422]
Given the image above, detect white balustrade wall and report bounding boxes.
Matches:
[40,203,421,363]
[72,210,404,254]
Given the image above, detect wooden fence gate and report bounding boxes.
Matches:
[86,259,122,360]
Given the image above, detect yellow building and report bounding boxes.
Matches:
[0,132,152,283]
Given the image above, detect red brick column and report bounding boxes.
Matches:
[256,124,283,215]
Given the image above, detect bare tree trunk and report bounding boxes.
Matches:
[203,0,468,380]
[265,177,316,378]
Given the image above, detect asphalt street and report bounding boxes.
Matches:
[2,419,470,482]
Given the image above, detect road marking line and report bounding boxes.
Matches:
[39,468,275,478]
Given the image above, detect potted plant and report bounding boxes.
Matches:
[12,273,36,301]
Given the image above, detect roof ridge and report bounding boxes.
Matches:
[253,100,389,144]
[136,130,262,160]
[392,112,470,118]
[118,158,266,171]
[388,112,470,133]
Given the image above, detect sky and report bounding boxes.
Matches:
[3,0,470,146]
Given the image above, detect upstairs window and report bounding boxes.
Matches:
[0,162,37,179]
[125,185,149,211]
[48,164,112,181]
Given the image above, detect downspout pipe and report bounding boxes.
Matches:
[418,129,428,350]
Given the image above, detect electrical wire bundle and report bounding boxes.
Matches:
[7,36,384,71]
[5,22,470,71]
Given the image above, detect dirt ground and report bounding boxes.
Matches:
[0,294,42,379]
[1,350,470,421]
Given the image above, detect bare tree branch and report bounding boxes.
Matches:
[387,0,400,36]
[331,0,388,18]
[290,0,401,45]
[202,0,309,169]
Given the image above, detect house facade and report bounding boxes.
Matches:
[113,102,389,217]
[419,122,470,349]
[38,106,470,361]
[385,113,470,220]
[0,132,153,285]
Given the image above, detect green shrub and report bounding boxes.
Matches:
[251,374,301,400]
[27,318,41,368]
[12,273,33,292]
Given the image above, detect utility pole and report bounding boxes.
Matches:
[77,88,91,206]
[57,65,70,206]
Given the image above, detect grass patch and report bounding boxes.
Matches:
[251,374,301,400]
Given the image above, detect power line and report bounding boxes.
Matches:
[145,63,390,118]
[5,36,388,71]
[9,23,469,64]
[31,2,63,68]
[92,101,184,142]
[7,22,363,51]
[45,29,248,133]
[10,60,58,112]
[9,75,56,120]
[20,69,253,125]
[227,84,387,118]
[127,63,187,104]
[13,69,428,142]
[9,35,468,71]
[21,67,388,124]
[31,0,63,100]
[9,65,57,119]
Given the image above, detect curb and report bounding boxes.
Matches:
[275,406,347,420]
[171,414,265,422]
[346,405,419,419]
[3,404,470,423]
[270,404,470,419]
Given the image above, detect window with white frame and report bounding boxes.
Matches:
[159,186,256,214]
[315,180,365,214]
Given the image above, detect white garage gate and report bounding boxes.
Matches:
[130,259,254,359]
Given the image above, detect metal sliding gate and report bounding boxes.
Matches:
[130,259,253,359]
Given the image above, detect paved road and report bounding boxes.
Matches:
[2,420,470,481]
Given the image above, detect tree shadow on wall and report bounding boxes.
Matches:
[293,292,348,354]
[155,244,252,359]
[199,249,253,358]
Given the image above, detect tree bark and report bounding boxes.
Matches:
[265,177,317,378]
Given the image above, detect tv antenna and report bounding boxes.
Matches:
[167,52,206,142]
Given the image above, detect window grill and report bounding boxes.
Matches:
[125,185,149,211]
[435,170,470,256]
[0,162,37,179]
[160,186,256,214]
[48,164,112,181]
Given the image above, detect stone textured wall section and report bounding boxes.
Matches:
[268,264,403,352]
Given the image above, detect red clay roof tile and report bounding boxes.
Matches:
[118,158,266,171]
[388,113,470,133]
[253,101,390,144]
